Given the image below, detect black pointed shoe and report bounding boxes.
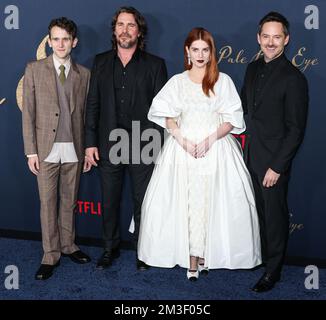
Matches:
[96,248,120,270]
[35,261,60,280]
[62,250,91,264]
[251,272,281,292]
[136,259,150,271]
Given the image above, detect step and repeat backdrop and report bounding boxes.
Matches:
[0,0,325,261]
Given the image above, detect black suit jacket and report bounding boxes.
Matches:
[241,54,308,176]
[85,49,168,159]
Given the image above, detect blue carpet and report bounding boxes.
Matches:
[0,238,324,300]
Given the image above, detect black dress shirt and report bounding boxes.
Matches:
[114,50,140,130]
[253,53,284,107]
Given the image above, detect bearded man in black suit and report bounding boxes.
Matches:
[85,6,167,271]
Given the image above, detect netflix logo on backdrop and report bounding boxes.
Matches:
[75,201,101,216]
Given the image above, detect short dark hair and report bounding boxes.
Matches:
[48,17,77,39]
[258,11,289,36]
[111,6,147,50]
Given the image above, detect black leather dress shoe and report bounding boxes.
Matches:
[62,250,91,264]
[96,248,120,270]
[35,261,60,280]
[136,259,150,271]
[252,272,281,292]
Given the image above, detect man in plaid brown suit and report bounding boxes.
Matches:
[22,17,91,280]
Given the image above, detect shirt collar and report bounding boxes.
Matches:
[114,48,140,62]
[262,52,285,70]
[52,54,71,75]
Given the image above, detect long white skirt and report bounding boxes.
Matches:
[138,134,261,269]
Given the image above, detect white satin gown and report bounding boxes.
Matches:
[138,71,261,269]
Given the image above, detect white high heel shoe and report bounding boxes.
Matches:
[187,269,199,281]
[198,263,209,275]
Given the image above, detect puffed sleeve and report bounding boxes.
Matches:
[217,73,246,134]
[148,75,182,129]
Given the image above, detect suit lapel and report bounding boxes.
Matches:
[103,52,116,113]
[69,60,81,114]
[45,55,59,109]
[130,52,146,109]
[247,62,259,114]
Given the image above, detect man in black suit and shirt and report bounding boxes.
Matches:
[241,12,308,292]
[85,7,167,270]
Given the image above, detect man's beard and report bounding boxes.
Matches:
[117,35,138,49]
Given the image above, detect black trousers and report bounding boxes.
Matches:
[249,167,290,276]
[99,159,154,252]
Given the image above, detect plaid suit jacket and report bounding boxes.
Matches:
[22,55,90,161]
